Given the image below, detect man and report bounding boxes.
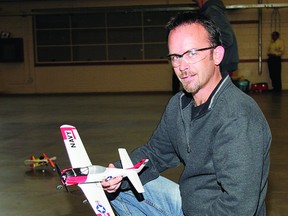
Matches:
[173,0,238,94]
[267,31,285,92]
[193,0,239,76]
[102,12,271,215]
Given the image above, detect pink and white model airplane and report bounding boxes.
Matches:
[57,124,148,216]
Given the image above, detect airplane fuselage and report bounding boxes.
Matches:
[61,165,134,186]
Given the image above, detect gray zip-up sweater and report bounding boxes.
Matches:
[118,76,271,215]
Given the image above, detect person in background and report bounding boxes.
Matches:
[267,31,285,92]
[193,0,239,77]
[102,12,271,215]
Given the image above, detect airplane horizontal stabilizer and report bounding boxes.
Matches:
[126,172,145,193]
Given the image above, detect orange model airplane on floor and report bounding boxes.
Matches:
[24,153,56,172]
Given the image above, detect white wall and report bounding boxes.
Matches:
[0,0,287,94]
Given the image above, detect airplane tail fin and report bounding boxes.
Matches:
[118,148,133,169]
[24,156,36,167]
[118,148,149,193]
[118,148,149,172]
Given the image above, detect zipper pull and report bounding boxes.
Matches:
[187,145,191,153]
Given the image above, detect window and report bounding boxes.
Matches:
[33,6,180,65]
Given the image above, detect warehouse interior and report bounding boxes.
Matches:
[0,0,288,215]
[0,92,287,216]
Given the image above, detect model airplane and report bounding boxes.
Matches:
[24,153,56,172]
[57,124,149,216]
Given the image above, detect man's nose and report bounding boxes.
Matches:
[179,57,189,71]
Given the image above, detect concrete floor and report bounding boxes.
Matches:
[0,91,287,216]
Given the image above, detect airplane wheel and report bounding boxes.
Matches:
[56,185,63,190]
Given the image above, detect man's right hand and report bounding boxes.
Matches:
[101,163,123,193]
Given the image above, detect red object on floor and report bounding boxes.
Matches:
[250,83,268,92]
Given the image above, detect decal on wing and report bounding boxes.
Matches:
[60,125,92,168]
[78,183,115,216]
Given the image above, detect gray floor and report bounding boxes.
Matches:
[0,92,287,216]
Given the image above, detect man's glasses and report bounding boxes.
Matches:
[167,46,215,68]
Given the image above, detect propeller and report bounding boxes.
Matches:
[55,164,69,192]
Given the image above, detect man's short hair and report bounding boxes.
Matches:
[165,12,222,47]
[272,31,280,37]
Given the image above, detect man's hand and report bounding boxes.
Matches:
[101,163,123,193]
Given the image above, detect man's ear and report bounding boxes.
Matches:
[213,46,225,66]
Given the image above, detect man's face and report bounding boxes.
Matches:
[168,23,218,94]
[272,33,278,41]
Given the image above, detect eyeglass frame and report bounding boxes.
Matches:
[167,46,215,67]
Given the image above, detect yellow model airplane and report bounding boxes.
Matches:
[24,153,56,172]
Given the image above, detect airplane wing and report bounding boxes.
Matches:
[78,183,115,216]
[24,159,45,165]
[24,156,56,165]
[60,125,92,168]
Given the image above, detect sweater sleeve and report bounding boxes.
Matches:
[207,111,271,215]
[115,100,181,191]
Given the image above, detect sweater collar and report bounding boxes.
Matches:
[180,74,229,110]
